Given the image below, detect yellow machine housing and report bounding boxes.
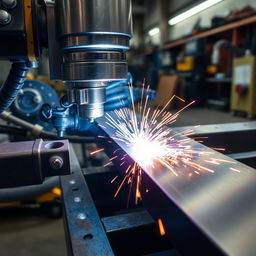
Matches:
[231,56,256,118]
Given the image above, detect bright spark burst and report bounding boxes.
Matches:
[97,82,240,206]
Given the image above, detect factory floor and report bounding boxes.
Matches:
[171,107,246,127]
[0,108,250,256]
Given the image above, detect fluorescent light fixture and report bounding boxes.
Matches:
[168,0,223,26]
[148,27,160,37]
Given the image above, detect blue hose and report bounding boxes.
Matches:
[0,62,28,113]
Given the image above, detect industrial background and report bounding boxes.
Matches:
[0,0,256,255]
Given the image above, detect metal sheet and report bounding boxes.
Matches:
[96,116,256,256]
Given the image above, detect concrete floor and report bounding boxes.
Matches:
[0,208,67,256]
[0,108,250,256]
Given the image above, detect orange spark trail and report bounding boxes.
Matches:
[90,148,104,155]
[158,219,166,236]
[111,176,118,183]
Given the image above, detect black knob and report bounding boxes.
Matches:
[2,0,17,9]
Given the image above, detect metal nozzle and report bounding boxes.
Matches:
[66,83,106,119]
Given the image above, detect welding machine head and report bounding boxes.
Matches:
[48,0,133,120]
[0,0,132,120]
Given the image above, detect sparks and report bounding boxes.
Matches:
[158,218,166,236]
[97,82,239,206]
[90,148,104,156]
[230,167,241,173]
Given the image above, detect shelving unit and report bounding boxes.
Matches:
[144,14,256,55]
[163,14,256,50]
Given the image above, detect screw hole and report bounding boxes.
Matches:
[83,234,93,240]
[72,187,79,191]
[45,141,64,149]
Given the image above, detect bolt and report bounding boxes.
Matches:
[33,96,40,103]
[77,213,87,220]
[69,180,76,185]
[49,156,63,170]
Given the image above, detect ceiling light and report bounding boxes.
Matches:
[168,0,223,26]
[148,27,160,37]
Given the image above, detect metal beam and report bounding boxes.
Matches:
[102,210,154,233]
[96,116,256,256]
[173,122,256,153]
[60,148,114,256]
[173,122,256,135]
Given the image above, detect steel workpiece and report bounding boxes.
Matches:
[96,115,256,256]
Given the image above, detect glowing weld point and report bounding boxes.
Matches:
[131,133,167,167]
[158,219,166,236]
[90,148,104,155]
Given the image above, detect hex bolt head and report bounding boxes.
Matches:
[0,10,11,25]
[49,156,63,170]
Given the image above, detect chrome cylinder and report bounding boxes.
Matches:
[54,0,132,119]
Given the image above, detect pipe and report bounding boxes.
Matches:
[0,177,59,202]
[0,111,96,143]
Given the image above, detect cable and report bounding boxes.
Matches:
[0,62,28,113]
[40,130,96,143]
[0,177,59,202]
[0,113,96,143]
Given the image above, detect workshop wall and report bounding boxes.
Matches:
[170,0,256,40]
